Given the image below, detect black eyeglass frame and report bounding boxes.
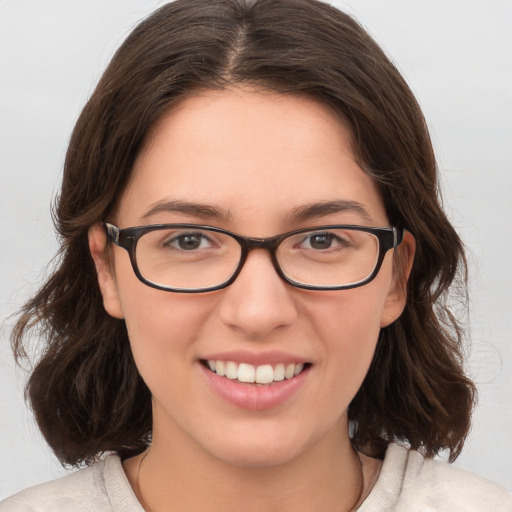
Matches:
[104,222,404,293]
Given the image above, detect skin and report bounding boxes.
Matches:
[90,88,415,512]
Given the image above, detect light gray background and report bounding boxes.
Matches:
[1,0,511,499]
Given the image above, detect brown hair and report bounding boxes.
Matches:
[12,0,475,466]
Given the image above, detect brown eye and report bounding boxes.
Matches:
[164,232,212,251]
[300,231,350,251]
[308,233,333,250]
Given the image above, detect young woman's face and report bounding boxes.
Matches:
[93,89,410,468]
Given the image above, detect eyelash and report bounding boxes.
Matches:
[299,232,352,251]
[163,232,215,250]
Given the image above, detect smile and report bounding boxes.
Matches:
[204,360,308,384]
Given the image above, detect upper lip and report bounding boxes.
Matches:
[200,350,310,366]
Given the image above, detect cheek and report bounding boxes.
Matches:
[310,279,388,347]
[324,298,382,378]
[114,271,215,382]
[307,278,391,387]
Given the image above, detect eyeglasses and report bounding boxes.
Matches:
[104,222,403,293]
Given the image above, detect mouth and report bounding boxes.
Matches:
[200,359,311,385]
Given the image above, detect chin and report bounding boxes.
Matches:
[203,424,314,469]
[213,442,304,469]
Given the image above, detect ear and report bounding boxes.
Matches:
[88,223,124,319]
[380,230,415,328]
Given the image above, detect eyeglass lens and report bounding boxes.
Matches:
[134,227,380,291]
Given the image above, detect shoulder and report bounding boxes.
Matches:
[359,443,512,512]
[394,445,512,511]
[0,454,142,512]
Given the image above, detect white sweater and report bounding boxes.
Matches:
[1,443,511,511]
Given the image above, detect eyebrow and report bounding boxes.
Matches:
[142,198,374,225]
[287,200,375,224]
[142,200,233,222]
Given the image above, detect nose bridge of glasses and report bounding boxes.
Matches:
[234,235,282,279]
[230,235,285,293]
[244,236,276,251]
[239,235,284,264]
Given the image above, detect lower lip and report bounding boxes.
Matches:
[200,363,310,411]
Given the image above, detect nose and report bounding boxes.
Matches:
[217,249,298,338]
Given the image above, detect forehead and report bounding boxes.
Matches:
[117,88,387,230]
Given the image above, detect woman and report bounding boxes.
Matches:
[2,0,511,510]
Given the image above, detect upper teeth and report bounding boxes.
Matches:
[207,360,305,384]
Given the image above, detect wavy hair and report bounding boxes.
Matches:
[12,0,475,465]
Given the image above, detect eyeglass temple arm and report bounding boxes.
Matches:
[104,222,120,245]
[394,227,404,247]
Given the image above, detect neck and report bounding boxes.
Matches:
[125,421,364,512]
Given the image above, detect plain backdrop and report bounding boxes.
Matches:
[1,0,511,499]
